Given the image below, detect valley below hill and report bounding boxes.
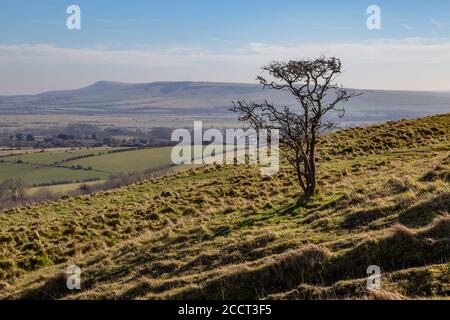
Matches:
[2,81,450,130]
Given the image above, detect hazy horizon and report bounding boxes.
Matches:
[1,0,450,95]
[2,79,450,97]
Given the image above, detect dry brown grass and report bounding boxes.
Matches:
[0,114,449,300]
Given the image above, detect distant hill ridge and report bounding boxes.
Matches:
[1,81,450,117]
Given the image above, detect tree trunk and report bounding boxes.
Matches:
[294,155,306,193]
[305,138,317,199]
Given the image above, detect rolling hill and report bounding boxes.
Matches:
[1,81,450,122]
[0,113,449,300]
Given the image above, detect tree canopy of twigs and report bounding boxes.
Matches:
[231,56,362,199]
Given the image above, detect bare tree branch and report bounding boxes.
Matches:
[231,56,362,199]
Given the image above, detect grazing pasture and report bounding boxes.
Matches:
[63,147,174,174]
[0,147,177,188]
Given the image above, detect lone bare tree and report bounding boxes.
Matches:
[232,56,361,199]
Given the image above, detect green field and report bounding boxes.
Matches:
[64,147,175,173]
[27,180,104,196]
[0,162,109,186]
[0,146,177,187]
[2,147,114,165]
[0,145,223,191]
[0,147,77,157]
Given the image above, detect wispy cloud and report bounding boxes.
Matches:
[209,38,234,44]
[94,18,158,25]
[1,38,450,94]
[431,18,448,29]
[3,39,449,66]
[401,24,414,31]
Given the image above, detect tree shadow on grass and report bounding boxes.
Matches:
[278,194,344,217]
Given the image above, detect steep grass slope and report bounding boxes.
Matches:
[0,114,449,300]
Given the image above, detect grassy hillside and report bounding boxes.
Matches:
[0,114,449,300]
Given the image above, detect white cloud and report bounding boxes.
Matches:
[401,24,414,31]
[431,18,448,29]
[1,39,450,94]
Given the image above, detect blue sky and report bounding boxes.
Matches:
[0,0,449,94]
